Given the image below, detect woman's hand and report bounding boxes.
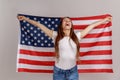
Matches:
[17,16,26,21]
[104,16,112,22]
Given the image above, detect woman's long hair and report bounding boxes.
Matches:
[54,17,80,62]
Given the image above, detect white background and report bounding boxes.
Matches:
[0,0,120,80]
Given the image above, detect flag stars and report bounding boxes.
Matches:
[41,18,44,21]
[41,43,44,46]
[51,21,55,24]
[28,41,31,45]
[37,33,41,36]
[25,38,28,41]
[34,17,37,20]
[55,18,58,21]
[41,37,44,40]
[22,41,25,44]
[48,24,51,27]
[37,40,41,43]
[48,18,51,21]
[45,21,48,24]
[51,28,54,30]
[23,20,26,23]
[34,30,37,33]
[34,37,37,40]
[22,34,25,37]
[48,43,51,46]
[44,40,47,43]
[55,24,58,27]
[30,27,33,30]
[30,33,33,36]
[34,43,37,46]
[38,21,41,23]
[27,23,30,26]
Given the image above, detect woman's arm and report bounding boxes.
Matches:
[17,16,53,38]
[80,16,112,39]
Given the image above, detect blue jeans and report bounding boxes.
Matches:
[53,65,79,80]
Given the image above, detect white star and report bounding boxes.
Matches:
[22,41,25,44]
[30,33,33,36]
[30,27,33,30]
[38,21,41,23]
[48,18,51,21]
[28,41,31,44]
[34,17,37,20]
[38,33,41,36]
[41,43,44,46]
[52,21,55,24]
[51,28,54,30]
[27,23,30,26]
[48,24,51,27]
[22,34,25,37]
[55,24,58,27]
[27,30,30,33]
[45,40,47,43]
[37,40,40,43]
[41,18,44,21]
[25,38,28,41]
[55,18,58,21]
[41,37,44,40]
[22,27,24,31]
[34,37,37,40]
[23,20,26,23]
[34,43,37,46]
[45,21,47,24]
[34,30,37,33]
[48,43,51,46]
[25,32,27,35]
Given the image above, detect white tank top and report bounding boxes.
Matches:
[52,31,81,70]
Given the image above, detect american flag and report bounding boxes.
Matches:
[17,14,113,73]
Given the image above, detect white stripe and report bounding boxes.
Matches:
[18,54,112,61]
[18,64,112,70]
[80,36,111,43]
[72,19,101,25]
[78,64,112,69]
[19,44,111,52]
[75,27,112,34]
[80,46,111,52]
[18,64,54,70]
[80,55,112,60]
[19,44,55,52]
[19,54,55,61]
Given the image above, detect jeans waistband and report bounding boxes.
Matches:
[54,65,77,73]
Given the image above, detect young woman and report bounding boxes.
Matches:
[17,15,112,80]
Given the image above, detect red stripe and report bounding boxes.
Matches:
[81,31,112,38]
[17,68,113,73]
[19,49,112,57]
[18,68,53,73]
[80,50,112,56]
[19,58,112,66]
[19,59,55,66]
[20,49,55,57]
[70,14,111,20]
[77,59,112,64]
[73,22,112,29]
[78,69,113,73]
[80,41,112,47]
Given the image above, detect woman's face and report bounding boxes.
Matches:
[62,17,72,30]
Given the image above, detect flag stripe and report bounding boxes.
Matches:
[20,49,112,56]
[19,53,112,61]
[17,64,112,70]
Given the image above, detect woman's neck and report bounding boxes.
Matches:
[63,29,70,36]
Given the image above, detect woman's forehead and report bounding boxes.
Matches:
[63,17,71,21]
